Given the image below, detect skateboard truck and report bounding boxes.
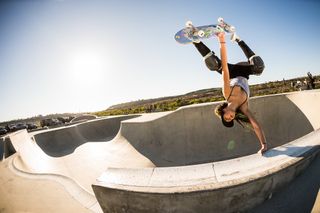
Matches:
[185,20,223,38]
[217,17,236,33]
[185,21,205,37]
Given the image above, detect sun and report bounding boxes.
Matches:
[66,49,107,85]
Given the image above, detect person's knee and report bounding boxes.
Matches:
[204,52,221,71]
[249,55,265,75]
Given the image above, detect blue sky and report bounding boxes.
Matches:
[0,0,319,122]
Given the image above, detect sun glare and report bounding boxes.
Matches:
[67,50,107,85]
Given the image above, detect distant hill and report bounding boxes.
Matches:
[95,74,319,117]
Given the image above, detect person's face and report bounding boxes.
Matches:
[223,107,235,122]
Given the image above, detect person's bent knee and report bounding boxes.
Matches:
[204,52,221,71]
[249,55,265,75]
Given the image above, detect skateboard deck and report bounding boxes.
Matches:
[174,17,236,45]
[174,24,220,45]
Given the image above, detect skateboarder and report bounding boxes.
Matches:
[193,32,267,154]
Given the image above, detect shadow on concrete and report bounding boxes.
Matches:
[0,136,16,161]
[0,137,3,160]
[249,153,320,213]
[34,115,139,157]
[264,145,320,158]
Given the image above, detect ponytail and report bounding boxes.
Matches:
[235,111,252,130]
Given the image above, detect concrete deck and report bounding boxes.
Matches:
[0,156,93,213]
[2,90,320,212]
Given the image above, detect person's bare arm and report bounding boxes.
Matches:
[217,33,231,98]
[240,104,267,153]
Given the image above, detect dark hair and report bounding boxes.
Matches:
[214,102,251,129]
[214,102,234,127]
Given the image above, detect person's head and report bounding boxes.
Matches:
[214,102,234,128]
[214,102,251,128]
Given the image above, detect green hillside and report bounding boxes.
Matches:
[94,75,319,117]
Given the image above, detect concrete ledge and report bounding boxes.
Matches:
[96,130,320,193]
[93,130,320,212]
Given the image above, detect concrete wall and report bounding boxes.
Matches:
[119,92,316,166]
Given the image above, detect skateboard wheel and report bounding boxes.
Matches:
[218,17,224,23]
[198,30,205,37]
[230,26,236,32]
[186,20,193,27]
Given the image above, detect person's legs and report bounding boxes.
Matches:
[193,41,249,78]
[192,39,265,78]
[227,62,251,79]
[193,41,211,57]
[237,39,265,75]
[193,42,222,72]
[238,40,255,59]
[223,36,265,77]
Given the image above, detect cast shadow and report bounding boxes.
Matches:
[263,145,320,158]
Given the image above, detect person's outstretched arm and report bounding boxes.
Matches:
[217,33,231,98]
[240,104,267,154]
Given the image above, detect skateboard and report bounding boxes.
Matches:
[174,17,236,44]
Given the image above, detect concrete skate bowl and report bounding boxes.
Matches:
[7,90,320,212]
[33,115,139,157]
[92,90,320,213]
[8,115,149,193]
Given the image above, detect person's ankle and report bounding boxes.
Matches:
[231,33,241,43]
